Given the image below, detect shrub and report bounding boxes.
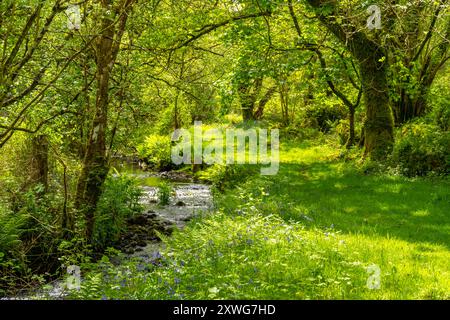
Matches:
[136,134,173,171]
[197,164,259,191]
[390,123,450,177]
[0,202,23,256]
[93,174,143,250]
[303,102,346,133]
[15,185,64,273]
[429,103,450,132]
[157,181,172,206]
[428,79,450,131]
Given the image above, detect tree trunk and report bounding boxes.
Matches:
[304,0,394,158]
[30,135,49,192]
[359,58,394,159]
[395,85,429,124]
[75,0,134,241]
[346,107,355,148]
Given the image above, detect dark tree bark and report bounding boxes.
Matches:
[30,135,49,192]
[239,78,277,121]
[254,85,277,120]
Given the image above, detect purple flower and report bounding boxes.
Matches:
[174,277,181,285]
[152,251,163,259]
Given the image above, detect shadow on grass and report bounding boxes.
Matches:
[259,160,450,249]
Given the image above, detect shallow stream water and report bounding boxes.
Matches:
[3,161,213,300]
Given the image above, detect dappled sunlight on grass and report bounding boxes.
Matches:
[234,147,450,248]
[211,140,450,298]
[72,140,450,300]
[72,211,450,300]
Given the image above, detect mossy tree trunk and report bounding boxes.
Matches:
[305,0,394,159]
[358,51,394,158]
[75,0,134,242]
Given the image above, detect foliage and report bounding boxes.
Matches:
[0,201,26,296]
[303,101,347,133]
[1,0,450,300]
[69,185,449,300]
[428,79,450,132]
[15,185,64,273]
[157,181,173,206]
[57,237,93,270]
[137,134,174,171]
[390,123,450,177]
[93,174,143,250]
[0,202,23,255]
[197,164,259,192]
[333,119,362,146]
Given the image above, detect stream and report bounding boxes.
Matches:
[3,162,214,300]
[118,170,214,263]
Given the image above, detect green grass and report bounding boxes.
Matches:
[69,138,450,300]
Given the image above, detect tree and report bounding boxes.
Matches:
[0,0,78,147]
[385,1,450,123]
[75,0,135,241]
[294,0,394,158]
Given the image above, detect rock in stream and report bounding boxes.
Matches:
[121,183,213,263]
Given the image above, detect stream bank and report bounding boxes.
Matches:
[3,168,214,300]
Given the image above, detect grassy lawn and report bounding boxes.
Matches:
[72,139,450,300]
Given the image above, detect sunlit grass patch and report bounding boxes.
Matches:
[70,211,449,300]
[69,140,449,300]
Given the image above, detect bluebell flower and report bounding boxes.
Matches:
[174,277,181,285]
[152,251,163,259]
